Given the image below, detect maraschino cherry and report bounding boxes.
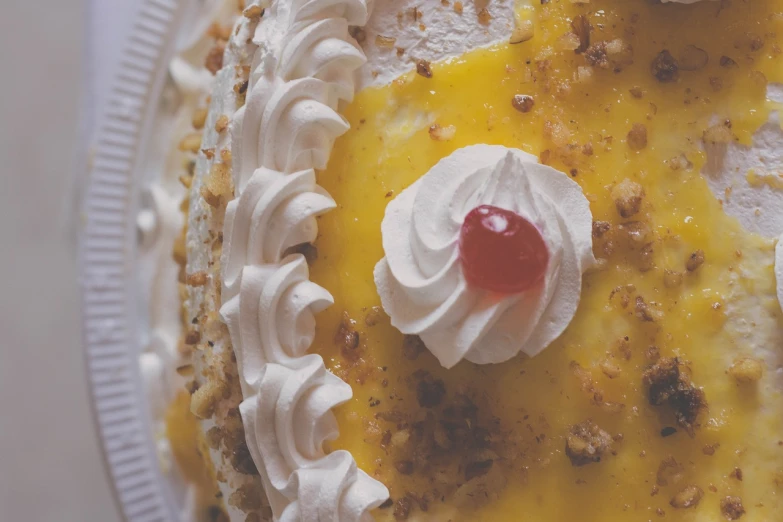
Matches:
[459,205,549,293]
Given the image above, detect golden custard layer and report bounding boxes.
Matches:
[310,1,783,521]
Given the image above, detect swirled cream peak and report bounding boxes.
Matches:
[375,145,595,369]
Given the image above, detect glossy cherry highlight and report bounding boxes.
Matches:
[459,205,549,293]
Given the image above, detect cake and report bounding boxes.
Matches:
[147,0,783,521]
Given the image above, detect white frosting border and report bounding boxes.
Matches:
[218,1,389,521]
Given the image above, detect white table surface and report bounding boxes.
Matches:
[0,1,132,520]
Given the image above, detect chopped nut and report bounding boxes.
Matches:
[190,379,227,419]
[727,357,764,383]
[228,484,262,512]
[364,306,382,327]
[720,496,745,520]
[201,163,233,207]
[375,35,396,48]
[242,4,263,19]
[643,357,707,435]
[686,249,705,272]
[185,328,201,345]
[600,358,622,379]
[335,312,361,360]
[512,94,535,113]
[585,42,609,68]
[348,26,366,44]
[663,269,684,288]
[205,43,225,75]
[592,221,611,238]
[415,59,433,78]
[394,497,412,520]
[428,123,456,141]
[635,296,657,322]
[651,50,679,83]
[565,420,614,466]
[571,14,591,54]
[186,271,209,287]
[611,179,645,218]
[670,485,703,509]
[627,123,648,151]
[510,19,534,44]
[215,115,229,133]
[454,1,463,15]
[477,7,491,25]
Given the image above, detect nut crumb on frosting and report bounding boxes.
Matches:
[643,357,707,436]
[611,178,645,218]
[721,496,745,520]
[205,42,225,75]
[512,94,535,113]
[565,420,615,466]
[416,59,433,78]
[727,357,764,383]
[686,249,705,271]
[670,485,703,509]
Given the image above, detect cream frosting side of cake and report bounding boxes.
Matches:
[374,145,595,368]
[184,9,270,522]
[215,1,390,521]
[138,1,239,515]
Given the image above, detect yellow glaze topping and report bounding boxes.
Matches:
[311,1,783,520]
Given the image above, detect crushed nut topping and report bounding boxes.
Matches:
[429,123,456,141]
[663,269,684,288]
[627,123,648,150]
[565,420,615,466]
[510,19,534,44]
[720,496,745,520]
[643,357,707,435]
[727,357,764,383]
[611,178,645,218]
[416,59,433,78]
[571,14,591,54]
[670,485,704,509]
[512,94,535,113]
[651,50,679,83]
[376,35,396,48]
[686,249,705,271]
[205,43,226,75]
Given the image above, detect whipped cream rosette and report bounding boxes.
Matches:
[375,145,596,368]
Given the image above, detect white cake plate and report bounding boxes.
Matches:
[80,0,210,521]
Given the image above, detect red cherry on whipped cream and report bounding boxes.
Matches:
[459,205,549,293]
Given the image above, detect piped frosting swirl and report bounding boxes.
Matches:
[220,0,389,520]
[375,145,596,368]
